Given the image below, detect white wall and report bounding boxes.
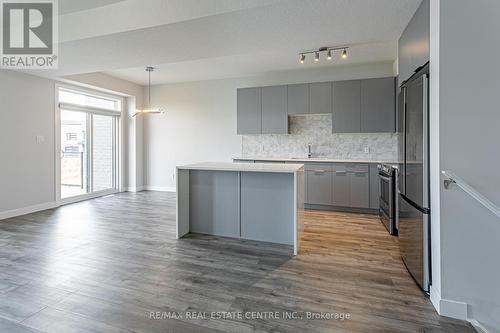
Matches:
[435,0,500,331]
[144,62,395,189]
[0,70,56,213]
[0,70,145,219]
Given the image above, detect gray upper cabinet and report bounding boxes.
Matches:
[333,80,361,133]
[287,84,309,115]
[361,77,396,133]
[398,0,429,83]
[237,87,261,134]
[261,85,288,134]
[309,82,332,114]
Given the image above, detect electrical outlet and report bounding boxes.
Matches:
[36,135,45,143]
[363,146,370,154]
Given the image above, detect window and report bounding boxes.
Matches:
[59,88,121,111]
[58,87,121,200]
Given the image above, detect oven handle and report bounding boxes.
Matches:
[379,174,393,182]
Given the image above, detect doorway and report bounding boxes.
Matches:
[57,86,121,202]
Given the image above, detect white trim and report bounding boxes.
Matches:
[469,319,491,333]
[125,186,145,192]
[0,202,58,221]
[59,102,121,117]
[144,186,176,192]
[439,298,468,320]
[429,0,442,316]
[430,285,441,314]
[59,189,118,206]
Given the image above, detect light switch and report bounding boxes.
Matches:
[36,135,45,143]
[363,146,370,154]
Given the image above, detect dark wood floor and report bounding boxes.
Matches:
[0,191,474,333]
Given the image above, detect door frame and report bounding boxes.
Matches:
[55,82,124,205]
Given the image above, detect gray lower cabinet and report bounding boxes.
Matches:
[309,82,332,114]
[348,164,369,208]
[333,80,361,133]
[237,87,261,134]
[369,163,379,209]
[306,169,332,205]
[282,160,377,211]
[332,164,350,207]
[361,77,396,133]
[287,84,309,115]
[261,85,288,134]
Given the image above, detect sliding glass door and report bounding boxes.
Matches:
[60,110,89,198]
[58,87,121,201]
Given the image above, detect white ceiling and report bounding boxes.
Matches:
[59,0,128,15]
[47,0,422,85]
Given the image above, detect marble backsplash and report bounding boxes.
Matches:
[242,114,398,161]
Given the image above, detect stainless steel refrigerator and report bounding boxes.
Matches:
[398,63,430,293]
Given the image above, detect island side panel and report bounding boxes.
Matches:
[189,170,240,238]
[176,168,190,239]
[240,172,294,246]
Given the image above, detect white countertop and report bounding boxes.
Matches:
[177,162,304,173]
[233,156,399,165]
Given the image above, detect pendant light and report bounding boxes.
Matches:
[132,66,165,117]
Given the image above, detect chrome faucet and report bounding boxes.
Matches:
[307,143,312,158]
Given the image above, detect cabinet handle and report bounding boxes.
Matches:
[313,170,326,174]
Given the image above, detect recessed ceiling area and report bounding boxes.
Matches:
[106,41,397,85]
[50,0,422,85]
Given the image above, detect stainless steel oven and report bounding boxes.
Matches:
[378,164,397,235]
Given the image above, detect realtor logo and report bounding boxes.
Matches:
[1,0,58,69]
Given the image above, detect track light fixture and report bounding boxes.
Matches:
[298,46,349,64]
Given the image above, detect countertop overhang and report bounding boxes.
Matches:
[233,156,399,164]
[177,162,304,173]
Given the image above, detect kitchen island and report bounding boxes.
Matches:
[176,162,305,255]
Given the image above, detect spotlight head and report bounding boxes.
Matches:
[327,50,332,60]
[299,54,305,64]
[314,52,319,62]
[342,48,347,59]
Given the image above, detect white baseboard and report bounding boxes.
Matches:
[144,186,176,192]
[439,298,468,320]
[125,186,145,192]
[0,201,58,220]
[469,319,491,333]
[430,285,441,313]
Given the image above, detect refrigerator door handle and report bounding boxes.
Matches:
[402,86,407,196]
[422,74,430,207]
